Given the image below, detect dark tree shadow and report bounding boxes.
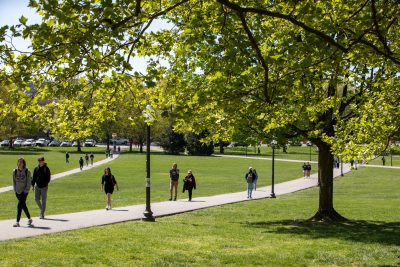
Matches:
[43,218,69,222]
[243,220,400,246]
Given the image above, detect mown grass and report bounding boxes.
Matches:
[0,152,307,219]
[217,145,319,162]
[0,166,399,266]
[222,145,400,166]
[0,146,107,187]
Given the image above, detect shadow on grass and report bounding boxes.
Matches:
[0,150,44,155]
[245,220,400,246]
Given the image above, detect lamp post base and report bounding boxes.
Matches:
[270,193,276,198]
[142,211,155,222]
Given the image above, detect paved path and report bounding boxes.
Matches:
[0,154,120,194]
[214,154,318,163]
[0,162,351,241]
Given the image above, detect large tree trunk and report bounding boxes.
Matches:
[77,140,82,152]
[309,140,347,222]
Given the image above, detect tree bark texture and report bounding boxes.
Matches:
[310,140,347,222]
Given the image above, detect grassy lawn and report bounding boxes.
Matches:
[0,152,308,220]
[222,145,400,166]
[0,166,398,266]
[219,145,319,162]
[367,155,400,166]
[0,146,108,187]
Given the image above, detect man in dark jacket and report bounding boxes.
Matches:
[32,156,51,219]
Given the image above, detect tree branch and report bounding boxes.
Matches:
[235,11,269,101]
[216,0,348,52]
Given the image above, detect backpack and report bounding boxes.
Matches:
[14,168,28,178]
[246,173,253,183]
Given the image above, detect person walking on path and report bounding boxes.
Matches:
[253,168,259,190]
[245,167,256,199]
[12,158,33,227]
[85,154,89,167]
[65,152,70,163]
[90,152,94,166]
[305,162,312,178]
[101,167,119,210]
[169,163,179,201]
[183,170,196,201]
[79,156,84,170]
[382,156,386,166]
[31,156,51,219]
[302,162,307,178]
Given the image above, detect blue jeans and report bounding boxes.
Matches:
[247,183,254,198]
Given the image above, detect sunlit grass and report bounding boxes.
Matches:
[0,146,107,187]
[0,167,398,266]
[0,152,307,219]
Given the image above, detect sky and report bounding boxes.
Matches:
[0,0,171,73]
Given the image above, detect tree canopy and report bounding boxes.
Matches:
[1,0,399,221]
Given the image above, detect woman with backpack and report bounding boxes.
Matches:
[101,167,119,210]
[245,167,256,199]
[12,158,33,227]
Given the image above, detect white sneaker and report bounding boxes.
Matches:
[13,222,20,227]
[28,219,33,226]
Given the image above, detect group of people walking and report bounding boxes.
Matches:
[13,157,268,226]
[170,163,261,201]
[12,156,51,227]
[78,153,95,170]
[302,162,312,178]
[245,167,258,199]
[169,163,197,201]
[11,154,119,227]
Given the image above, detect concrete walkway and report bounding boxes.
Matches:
[0,154,120,194]
[0,163,351,241]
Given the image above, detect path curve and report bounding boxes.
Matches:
[0,162,353,241]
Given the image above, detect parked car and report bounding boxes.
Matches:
[13,138,25,146]
[35,138,50,146]
[72,141,80,147]
[60,141,72,147]
[22,139,35,146]
[0,140,10,147]
[110,138,129,145]
[48,140,60,146]
[84,139,96,147]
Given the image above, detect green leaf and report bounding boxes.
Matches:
[19,16,28,25]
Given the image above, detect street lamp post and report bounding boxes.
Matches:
[142,105,155,222]
[112,133,117,152]
[340,156,344,176]
[270,140,277,198]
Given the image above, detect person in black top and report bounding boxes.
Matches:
[79,156,84,170]
[302,162,307,178]
[65,152,70,163]
[183,170,196,201]
[101,167,119,210]
[32,156,51,219]
[90,152,94,166]
[169,163,179,201]
[85,154,89,167]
